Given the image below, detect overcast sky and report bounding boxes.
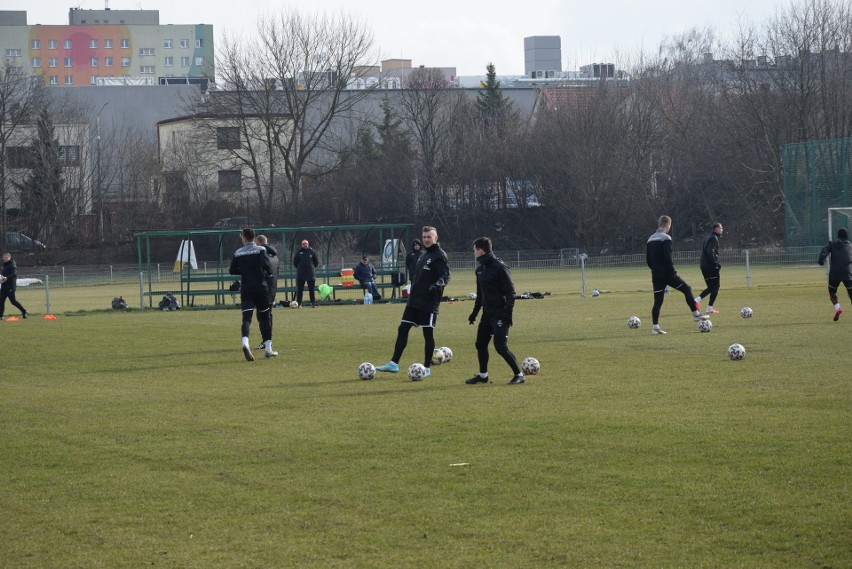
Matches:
[13,0,788,75]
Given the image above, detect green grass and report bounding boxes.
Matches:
[1,266,849,568]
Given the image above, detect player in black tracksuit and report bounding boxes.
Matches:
[695,222,723,314]
[818,227,852,321]
[646,216,702,335]
[376,226,450,377]
[230,228,276,361]
[0,253,28,319]
[466,237,523,385]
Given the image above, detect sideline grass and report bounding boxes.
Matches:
[1,267,849,568]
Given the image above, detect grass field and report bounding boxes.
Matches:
[1,266,849,568]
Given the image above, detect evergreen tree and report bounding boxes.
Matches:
[476,62,512,125]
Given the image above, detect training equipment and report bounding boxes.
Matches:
[289,301,299,308]
[521,357,540,376]
[740,307,753,318]
[468,292,477,300]
[697,318,713,332]
[627,316,641,329]
[358,362,376,380]
[439,346,453,362]
[431,348,446,366]
[728,343,746,360]
[408,363,427,381]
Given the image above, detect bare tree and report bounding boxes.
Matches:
[0,60,45,249]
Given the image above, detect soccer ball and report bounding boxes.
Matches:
[431,348,447,366]
[627,315,641,329]
[521,357,540,376]
[591,289,600,297]
[408,363,427,381]
[697,318,713,333]
[358,362,376,380]
[740,307,753,318]
[289,300,299,308]
[439,346,453,362]
[467,292,477,300]
[728,343,746,360]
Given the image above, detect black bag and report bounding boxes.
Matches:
[111,296,128,310]
[391,270,406,287]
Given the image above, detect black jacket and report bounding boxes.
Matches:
[646,229,675,278]
[469,252,515,322]
[700,231,721,270]
[229,243,273,292]
[819,238,852,280]
[293,247,319,280]
[408,243,450,313]
[261,244,279,290]
[406,240,423,280]
[1,258,17,291]
[353,261,376,284]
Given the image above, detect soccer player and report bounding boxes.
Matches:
[695,222,723,314]
[646,215,703,335]
[376,226,450,377]
[818,227,852,321]
[465,237,524,385]
[230,228,277,361]
[255,234,279,350]
[0,252,28,320]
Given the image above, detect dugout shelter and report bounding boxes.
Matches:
[134,223,414,308]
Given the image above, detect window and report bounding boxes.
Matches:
[64,57,72,68]
[64,75,73,85]
[64,39,72,49]
[4,49,22,57]
[217,127,241,150]
[195,57,203,66]
[104,39,113,49]
[6,146,36,169]
[32,39,40,49]
[195,38,203,48]
[120,39,129,49]
[48,58,57,68]
[140,66,155,74]
[180,56,190,67]
[218,170,241,192]
[164,56,173,67]
[105,57,113,67]
[179,39,189,49]
[90,75,98,85]
[32,57,41,68]
[163,39,173,49]
[59,146,80,166]
[48,39,57,49]
[90,57,99,67]
[89,39,98,48]
[139,47,155,56]
[49,75,58,85]
[121,57,130,67]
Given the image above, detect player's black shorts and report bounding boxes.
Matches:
[701,266,720,282]
[652,272,688,293]
[241,288,270,312]
[400,306,437,328]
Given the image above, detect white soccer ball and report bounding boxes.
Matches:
[697,318,713,333]
[431,348,446,366]
[358,362,376,380]
[728,343,746,360]
[627,315,641,329]
[467,292,477,300]
[521,357,540,376]
[591,289,600,297]
[439,346,453,362]
[289,300,299,308]
[740,307,753,318]
[408,363,427,381]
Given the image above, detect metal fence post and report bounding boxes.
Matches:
[579,252,588,297]
[45,274,51,314]
[139,271,145,309]
[745,249,751,288]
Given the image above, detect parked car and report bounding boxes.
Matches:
[5,232,46,252]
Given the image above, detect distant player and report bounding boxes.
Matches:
[465,237,524,385]
[646,215,703,335]
[695,222,723,314]
[818,227,852,321]
[230,228,277,361]
[375,226,450,377]
[0,252,28,320]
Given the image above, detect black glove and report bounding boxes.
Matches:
[468,312,477,325]
[818,260,825,266]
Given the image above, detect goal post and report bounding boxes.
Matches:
[827,207,852,241]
